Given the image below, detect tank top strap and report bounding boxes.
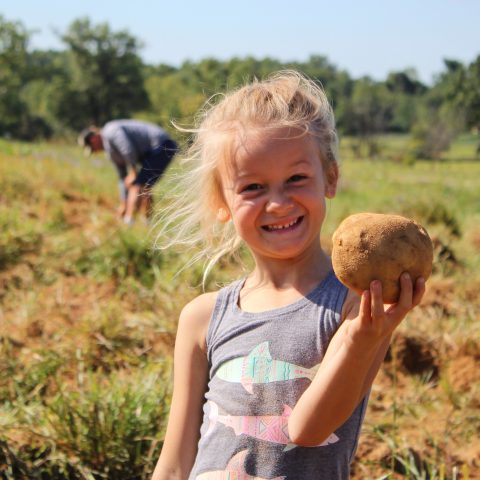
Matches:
[206,278,245,364]
[310,271,349,330]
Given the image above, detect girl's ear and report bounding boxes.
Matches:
[325,163,339,199]
[216,207,231,223]
[325,184,337,199]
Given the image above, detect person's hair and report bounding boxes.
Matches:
[84,131,95,145]
[155,70,339,281]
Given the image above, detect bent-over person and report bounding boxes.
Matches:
[79,119,177,224]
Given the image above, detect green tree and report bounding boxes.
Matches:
[60,17,149,127]
[410,59,468,159]
[19,50,70,136]
[0,16,32,138]
[464,56,480,155]
[386,69,427,96]
[343,77,393,157]
[464,56,480,130]
[385,70,426,133]
[225,56,283,88]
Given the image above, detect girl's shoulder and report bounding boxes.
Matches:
[178,291,220,352]
[181,291,219,321]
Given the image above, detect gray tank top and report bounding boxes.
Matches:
[189,271,368,479]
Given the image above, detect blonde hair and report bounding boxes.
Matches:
[155,70,339,280]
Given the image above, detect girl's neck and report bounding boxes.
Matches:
[246,246,332,293]
[238,247,332,313]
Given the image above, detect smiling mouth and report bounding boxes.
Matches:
[262,216,303,232]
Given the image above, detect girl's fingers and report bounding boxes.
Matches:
[396,272,413,310]
[359,289,371,323]
[385,273,420,320]
[412,277,426,306]
[358,275,423,340]
[359,275,422,337]
[370,280,385,323]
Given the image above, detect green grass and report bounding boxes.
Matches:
[1,366,171,480]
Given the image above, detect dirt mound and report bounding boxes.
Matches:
[385,332,440,380]
[446,344,480,394]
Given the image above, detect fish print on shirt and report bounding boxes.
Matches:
[206,401,339,451]
[215,342,319,394]
[196,449,285,479]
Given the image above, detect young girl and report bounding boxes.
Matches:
[151,71,425,479]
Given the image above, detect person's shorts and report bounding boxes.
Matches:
[133,139,178,187]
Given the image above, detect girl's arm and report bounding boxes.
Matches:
[288,273,425,447]
[151,292,217,480]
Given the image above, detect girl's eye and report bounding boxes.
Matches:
[241,183,263,192]
[288,174,307,183]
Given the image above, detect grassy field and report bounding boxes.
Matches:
[0,135,479,479]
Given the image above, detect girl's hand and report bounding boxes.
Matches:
[346,273,425,350]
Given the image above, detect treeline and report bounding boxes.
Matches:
[1,15,479,158]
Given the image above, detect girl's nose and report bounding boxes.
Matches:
[265,189,294,214]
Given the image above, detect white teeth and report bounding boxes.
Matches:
[267,218,298,230]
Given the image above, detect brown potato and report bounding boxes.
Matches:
[331,213,433,303]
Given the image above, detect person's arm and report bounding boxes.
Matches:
[113,127,139,174]
[106,146,137,219]
[112,160,129,181]
[288,273,425,446]
[151,292,217,480]
[116,180,129,219]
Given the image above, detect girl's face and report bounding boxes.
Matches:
[218,127,337,264]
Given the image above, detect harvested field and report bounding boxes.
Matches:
[1,138,479,479]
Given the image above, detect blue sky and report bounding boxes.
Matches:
[2,0,479,84]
